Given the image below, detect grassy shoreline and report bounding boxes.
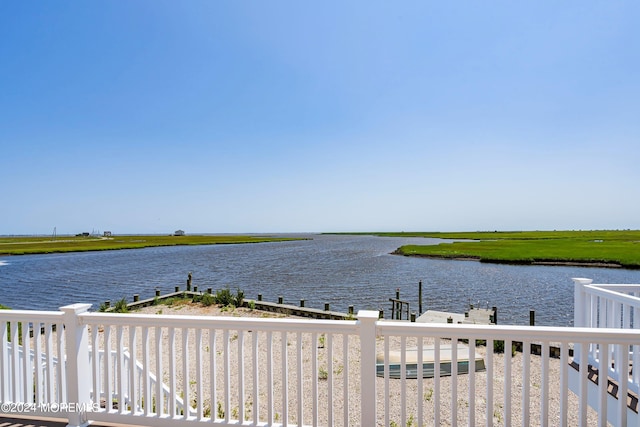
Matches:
[0,234,305,256]
[367,230,640,269]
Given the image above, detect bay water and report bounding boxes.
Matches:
[1,234,639,326]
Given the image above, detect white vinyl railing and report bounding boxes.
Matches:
[1,279,639,426]
[574,278,640,398]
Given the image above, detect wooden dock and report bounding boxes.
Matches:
[416,307,495,325]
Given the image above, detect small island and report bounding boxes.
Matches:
[376,230,640,269]
[0,234,305,256]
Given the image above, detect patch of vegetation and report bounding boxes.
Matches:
[213,286,244,307]
[385,230,640,269]
[113,298,129,313]
[0,234,305,256]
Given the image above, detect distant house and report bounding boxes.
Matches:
[174,230,185,236]
[103,231,112,237]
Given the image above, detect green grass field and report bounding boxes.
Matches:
[0,234,302,256]
[374,230,640,269]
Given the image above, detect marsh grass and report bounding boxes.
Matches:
[389,230,640,268]
[0,234,301,256]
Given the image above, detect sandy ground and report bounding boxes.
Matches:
[86,301,606,426]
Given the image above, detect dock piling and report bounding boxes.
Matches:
[530,310,535,326]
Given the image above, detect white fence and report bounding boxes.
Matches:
[1,279,639,426]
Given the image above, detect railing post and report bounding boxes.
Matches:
[572,278,592,328]
[572,278,592,365]
[358,310,379,427]
[61,303,92,427]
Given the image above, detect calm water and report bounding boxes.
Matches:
[2,234,640,326]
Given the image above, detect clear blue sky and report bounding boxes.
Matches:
[1,1,638,234]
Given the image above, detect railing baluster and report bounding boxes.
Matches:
[128,326,137,414]
[296,332,304,426]
[485,338,493,427]
[155,326,163,416]
[252,329,259,425]
[559,341,568,427]
[91,325,100,407]
[598,342,608,427]
[541,341,549,425]
[223,329,230,423]
[168,327,176,416]
[195,328,203,420]
[116,325,126,414]
[34,322,43,404]
[45,322,54,402]
[417,335,423,427]
[384,335,390,427]
[312,331,318,427]
[0,319,7,403]
[342,334,349,427]
[504,339,512,426]
[210,329,217,421]
[237,330,244,423]
[283,330,289,426]
[104,326,112,413]
[451,336,458,427]
[10,321,19,401]
[142,326,151,416]
[579,342,588,426]
[522,339,530,427]
[21,321,31,403]
[327,332,334,427]
[182,327,189,419]
[266,330,273,424]
[618,342,629,426]
[57,321,66,403]
[400,335,407,427]
[469,337,476,427]
[434,337,441,427]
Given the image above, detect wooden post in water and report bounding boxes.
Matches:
[187,272,192,291]
[418,280,423,314]
[175,286,180,293]
[193,286,198,292]
[348,305,354,315]
[258,294,262,301]
[278,296,283,304]
[411,312,416,322]
[530,310,535,326]
[133,294,139,302]
[104,301,110,308]
[155,289,161,297]
[207,288,212,294]
[324,303,330,311]
[492,306,498,325]
[300,299,305,307]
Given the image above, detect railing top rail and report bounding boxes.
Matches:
[0,309,64,322]
[584,284,640,307]
[376,320,640,344]
[80,312,360,334]
[589,284,640,291]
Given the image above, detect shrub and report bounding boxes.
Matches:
[200,293,215,307]
[233,288,244,307]
[113,298,129,313]
[214,287,234,306]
